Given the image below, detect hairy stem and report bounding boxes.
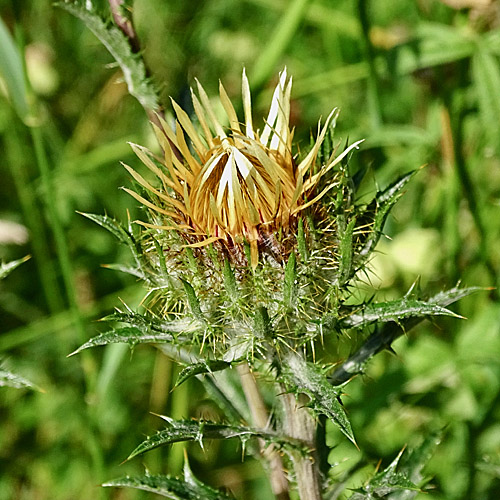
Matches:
[281,390,323,500]
[237,363,290,500]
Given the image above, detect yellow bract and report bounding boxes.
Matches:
[126,69,362,266]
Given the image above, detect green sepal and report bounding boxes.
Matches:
[126,416,307,461]
[223,259,238,300]
[283,252,297,308]
[338,216,356,286]
[253,306,272,339]
[175,360,233,387]
[180,279,206,322]
[103,470,235,500]
[280,351,356,445]
[297,218,308,261]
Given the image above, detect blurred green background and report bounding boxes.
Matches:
[1,0,500,498]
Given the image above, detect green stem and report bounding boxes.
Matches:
[358,0,383,129]
[237,363,290,500]
[4,120,64,313]
[281,391,322,500]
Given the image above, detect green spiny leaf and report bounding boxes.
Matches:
[69,325,198,356]
[349,448,422,499]
[103,472,235,500]
[56,1,158,111]
[126,417,307,461]
[0,256,30,280]
[330,286,482,385]
[358,170,417,259]
[0,367,39,390]
[281,351,355,445]
[175,360,233,387]
[78,212,143,267]
[340,296,462,330]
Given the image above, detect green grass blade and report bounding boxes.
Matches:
[251,0,311,89]
[0,16,30,120]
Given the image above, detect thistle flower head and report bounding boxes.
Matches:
[125,69,361,267]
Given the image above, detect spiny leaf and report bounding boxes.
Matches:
[101,309,193,333]
[330,286,482,385]
[349,448,422,499]
[175,360,233,387]
[0,368,39,390]
[0,256,30,280]
[103,263,145,279]
[388,431,442,499]
[56,1,158,111]
[69,325,197,356]
[126,417,307,461]
[281,351,355,445]
[103,472,235,500]
[339,297,462,330]
[78,213,147,274]
[358,170,418,259]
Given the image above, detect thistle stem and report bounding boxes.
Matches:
[237,363,290,500]
[280,391,323,500]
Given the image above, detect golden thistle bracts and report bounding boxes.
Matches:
[124,69,362,266]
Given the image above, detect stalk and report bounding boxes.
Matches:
[281,390,322,500]
[237,363,290,500]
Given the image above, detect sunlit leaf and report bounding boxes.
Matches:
[330,287,483,385]
[349,448,422,499]
[0,368,39,390]
[175,360,233,387]
[56,0,158,111]
[103,471,235,500]
[0,256,30,280]
[339,297,462,330]
[69,323,199,356]
[126,417,307,461]
[280,351,355,445]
